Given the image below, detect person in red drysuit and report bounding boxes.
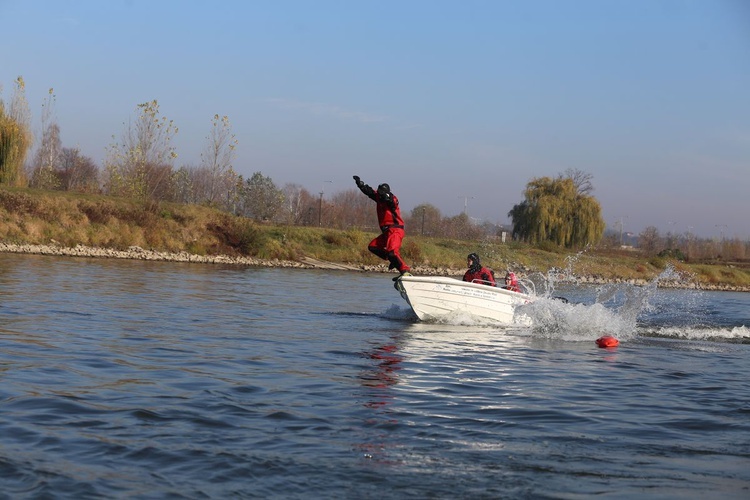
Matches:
[504,271,521,292]
[353,175,410,275]
[462,253,496,286]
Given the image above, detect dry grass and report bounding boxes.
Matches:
[1,186,750,288]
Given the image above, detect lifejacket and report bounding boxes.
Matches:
[504,272,520,292]
[463,267,496,286]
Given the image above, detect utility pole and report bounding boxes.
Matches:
[615,216,628,246]
[318,180,332,226]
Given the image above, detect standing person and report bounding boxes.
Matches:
[462,253,496,286]
[353,175,411,277]
[503,271,521,292]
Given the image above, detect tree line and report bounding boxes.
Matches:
[2,76,748,261]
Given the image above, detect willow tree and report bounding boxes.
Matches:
[0,77,33,186]
[508,174,605,248]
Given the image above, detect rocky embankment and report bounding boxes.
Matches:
[0,242,308,268]
[1,242,747,292]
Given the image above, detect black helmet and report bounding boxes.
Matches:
[377,183,390,194]
[467,253,480,266]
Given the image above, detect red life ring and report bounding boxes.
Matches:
[595,335,619,348]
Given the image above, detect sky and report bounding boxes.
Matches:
[1,0,749,239]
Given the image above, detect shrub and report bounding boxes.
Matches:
[186,241,207,256]
[658,248,686,261]
[78,200,116,225]
[323,231,347,246]
[343,228,367,245]
[0,190,39,214]
[207,215,264,255]
[259,238,301,260]
[648,256,667,269]
[402,239,423,264]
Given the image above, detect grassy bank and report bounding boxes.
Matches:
[2,186,749,290]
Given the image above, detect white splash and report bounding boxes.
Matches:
[519,264,700,342]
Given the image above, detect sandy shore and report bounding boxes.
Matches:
[2,242,747,292]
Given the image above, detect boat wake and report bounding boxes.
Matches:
[383,261,747,345]
[638,325,750,343]
[520,263,748,344]
[517,298,637,341]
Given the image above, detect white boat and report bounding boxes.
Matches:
[393,274,535,325]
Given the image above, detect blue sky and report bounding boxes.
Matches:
[2,0,748,239]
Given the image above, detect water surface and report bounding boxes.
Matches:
[1,254,748,498]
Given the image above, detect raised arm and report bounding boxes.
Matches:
[353,175,376,200]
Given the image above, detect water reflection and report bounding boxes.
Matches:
[361,343,402,408]
[356,338,405,463]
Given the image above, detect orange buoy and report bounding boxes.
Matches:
[595,335,619,348]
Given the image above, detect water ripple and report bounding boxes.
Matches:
[1,256,749,497]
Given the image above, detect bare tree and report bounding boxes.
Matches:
[104,100,178,200]
[723,238,747,261]
[638,226,661,256]
[441,212,484,240]
[58,147,99,192]
[406,204,442,236]
[297,189,319,226]
[29,89,63,189]
[29,124,62,189]
[279,183,314,225]
[328,188,372,229]
[171,164,197,205]
[199,114,239,205]
[563,168,594,195]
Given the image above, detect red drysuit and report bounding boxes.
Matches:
[354,177,410,274]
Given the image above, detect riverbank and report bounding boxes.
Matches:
[3,187,749,291]
[3,241,748,292]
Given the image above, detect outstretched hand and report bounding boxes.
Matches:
[353,175,364,187]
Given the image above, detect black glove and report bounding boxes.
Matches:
[353,175,363,187]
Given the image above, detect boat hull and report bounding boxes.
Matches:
[395,275,534,325]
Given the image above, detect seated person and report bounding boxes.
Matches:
[462,253,496,286]
[504,271,521,292]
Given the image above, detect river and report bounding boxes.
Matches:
[0,253,748,498]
